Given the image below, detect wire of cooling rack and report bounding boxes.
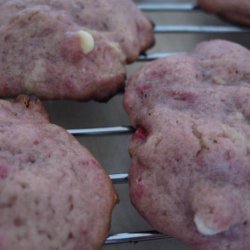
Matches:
[140,3,250,33]
[106,231,170,245]
[154,25,250,33]
[138,2,198,11]
[68,126,134,136]
[68,2,250,246]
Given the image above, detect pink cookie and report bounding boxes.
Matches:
[0,95,117,250]
[124,40,250,250]
[198,0,250,26]
[0,0,154,100]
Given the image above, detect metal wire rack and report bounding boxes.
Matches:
[66,2,250,247]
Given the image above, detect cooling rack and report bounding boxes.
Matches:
[53,2,250,249]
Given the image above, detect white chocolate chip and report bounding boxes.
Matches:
[109,42,121,53]
[232,111,245,121]
[25,59,46,91]
[194,214,219,236]
[78,30,95,54]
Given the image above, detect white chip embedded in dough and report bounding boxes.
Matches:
[78,30,95,54]
[194,214,219,236]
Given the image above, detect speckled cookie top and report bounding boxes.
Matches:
[125,40,250,125]
[0,0,154,100]
[0,96,117,250]
[124,40,250,250]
